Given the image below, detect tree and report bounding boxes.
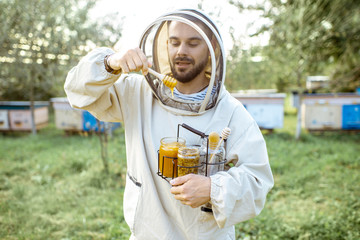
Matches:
[0,0,121,134]
[229,0,360,92]
[226,27,277,92]
[0,0,122,101]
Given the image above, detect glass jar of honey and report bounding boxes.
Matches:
[159,137,186,178]
[200,138,225,176]
[177,146,200,177]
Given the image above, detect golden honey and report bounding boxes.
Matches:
[208,131,220,150]
[163,77,176,98]
[159,137,186,178]
[177,146,200,176]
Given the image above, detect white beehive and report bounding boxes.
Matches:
[231,93,286,130]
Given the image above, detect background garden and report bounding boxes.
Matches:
[1,111,359,239]
[1,0,360,239]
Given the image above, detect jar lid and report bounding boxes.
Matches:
[178,146,200,156]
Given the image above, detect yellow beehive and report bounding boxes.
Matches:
[9,106,48,131]
[301,104,342,130]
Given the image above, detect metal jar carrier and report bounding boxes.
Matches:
[157,123,228,212]
[157,123,227,180]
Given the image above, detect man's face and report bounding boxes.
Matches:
[167,21,209,83]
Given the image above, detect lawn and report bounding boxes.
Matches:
[0,112,359,239]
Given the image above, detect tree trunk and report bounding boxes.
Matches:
[29,71,37,135]
[295,93,302,140]
[97,119,109,174]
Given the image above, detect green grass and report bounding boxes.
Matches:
[0,113,359,239]
[236,114,360,240]
[0,122,129,239]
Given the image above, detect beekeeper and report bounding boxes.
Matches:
[65,9,274,240]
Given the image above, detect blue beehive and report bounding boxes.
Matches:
[342,105,360,129]
[82,111,121,132]
[83,111,103,132]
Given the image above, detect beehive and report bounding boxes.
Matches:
[301,104,342,130]
[0,101,49,131]
[232,93,285,129]
[0,110,10,130]
[51,98,83,130]
[342,104,360,129]
[301,93,360,130]
[51,98,121,132]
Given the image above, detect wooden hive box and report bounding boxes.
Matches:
[301,93,360,130]
[0,101,49,131]
[342,104,360,129]
[51,97,83,131]
[0,110,10,130]
[51,98,121,133]
[231,93,286,130]
[301,104,342,130]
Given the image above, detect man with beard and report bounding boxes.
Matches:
[108,19,213,98]
[65,9,273,240]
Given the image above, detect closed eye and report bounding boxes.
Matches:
[169,38,180,47]
[188,41,200,47]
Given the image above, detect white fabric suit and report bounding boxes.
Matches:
[65,9,273,240]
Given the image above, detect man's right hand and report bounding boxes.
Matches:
[107,47,152,75]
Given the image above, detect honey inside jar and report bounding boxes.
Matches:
[159,137,186,178]
[177,146,200,177]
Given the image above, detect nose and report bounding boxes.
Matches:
[177,42,189,56]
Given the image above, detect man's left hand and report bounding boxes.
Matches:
[170,174,211,208]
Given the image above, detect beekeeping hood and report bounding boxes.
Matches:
[139,9,226,115]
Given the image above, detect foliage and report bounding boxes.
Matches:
[226,33,275,91]
[0,0,122,101]
[228,0,360,92]
[226,42,278,91]
[0,111,359,239]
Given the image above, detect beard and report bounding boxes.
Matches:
[170,55,209,83]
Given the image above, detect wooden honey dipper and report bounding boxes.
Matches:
[148,68,177,97]
[208,127,231,164]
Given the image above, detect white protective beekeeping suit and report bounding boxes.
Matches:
[65,9,274,240]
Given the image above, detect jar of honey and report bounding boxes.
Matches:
[200,137,225,176]
[177,146,200,177]
[159,137,186,178]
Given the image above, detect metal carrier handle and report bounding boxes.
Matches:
[177,123,207,138]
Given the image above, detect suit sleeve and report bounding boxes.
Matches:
[64,47,137,123]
